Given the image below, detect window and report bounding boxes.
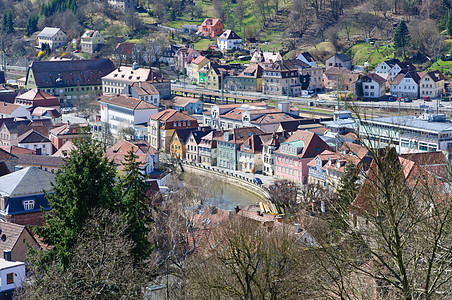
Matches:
[23,200,35,210]
[6,273,13,284]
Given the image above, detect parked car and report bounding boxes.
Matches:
[388,97,395,102]
[420,104,429,108]
[73,49,80,53]
[404,98,413,103]
[424,96,431,101]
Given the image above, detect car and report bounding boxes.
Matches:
[424,96,431,101]
[388,97,396,102]
[404,98,413,103]
[420,104,429,108]
[253,178,263,185]
[73,49,80,53]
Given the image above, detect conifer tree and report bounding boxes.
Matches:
[36,132,117,267]
[115,149,153,262]
[394,20,411,57]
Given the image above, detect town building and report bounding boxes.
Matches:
[81,30,104,53]
[374,59,400,74]
[419,70,445,99]
[197,18,224,38]
[16,130,53,156]
[108,0,137,12]
[250,51,283,69]
[0,222,40,262]
[262,132,288,176]
[0,120,33,146]
[237,134,265,173]
[324,67,359,92]
[0,102,30,120]
[205,64,237,90]
[102,65,171,99]
[37,27,67,50]
[185,128,213,163]
[217,30,242,51]
[262,60,300,96]
[274,130,329,183]
[199,130,223,166]
[148,109,198,152]
[169,128,193,160]
[357,73,387,99]
[390,71,421,98]
[359,113,452,153]
[292,59,324,91]
[122,82,160,107]
[0,259,25,297]
[49,123,88,150]
[388,61,416,81]
[174,47,200,74]
[106,139,158,174]
[25,59,115,104]
[15,154,64,173]
[171,96,203,114]
[14,89,61,113]
[99,94,158,137]
[0,166,54,225]
[217,127,264,170]
[325,53,352,70]
[224,64,263,92]
[190,56,209,83]
[296,52,317,66]
[30,107,62,124]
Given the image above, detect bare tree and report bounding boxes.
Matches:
[268,180,301,218]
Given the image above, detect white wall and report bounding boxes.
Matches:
[0,264,26,292]
[18,142,53,155]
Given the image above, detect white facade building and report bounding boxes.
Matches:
[419,70,445,99]
[390,71,421,98]
[0,102,31,120]
[99,94,158,137]
[360,73,386,98]
[217,30,242,51]
[374,59,400,74]
[0,259,25,294]
[37,27,67,50]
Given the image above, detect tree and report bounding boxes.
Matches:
[115,149,153,262]
[25,15,38,37]
[16,209,149,299]
[447,12,452,36]
[394,20,411,57]
[35,132,117,267]
[268,180,301,218]
[2,10,13,34]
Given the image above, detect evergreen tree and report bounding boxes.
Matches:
[2,11,14,34]
[393,20,411,57]
[115,149,153,262]
[331,163,360,230]
[25,15,39,37]
[35,132,117,267]
[447,12,452,36]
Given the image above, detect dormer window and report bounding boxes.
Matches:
[23,200,35,210]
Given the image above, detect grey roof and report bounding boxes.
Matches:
[335,53,351,62]
[37,27,64,38]
[0,166,55,197]
[362,115,452,133]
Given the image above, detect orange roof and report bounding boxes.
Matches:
[149,109,197,122]
[16,89,58,101]
[99,94,158,110]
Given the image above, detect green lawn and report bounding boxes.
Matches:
[194,39,214,51]
[346,42,398,68]
[427,59,452,74]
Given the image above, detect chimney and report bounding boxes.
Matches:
[128,84,132,97]
[67,120,70,125]
[294,223,300,234]
[3,250,11,261]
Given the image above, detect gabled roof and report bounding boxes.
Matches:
[391,70,421,85]
[0,145,35,155]
[126,82,159,96]
[99,94,158,110]
[0,148,17,161]
[423,70,446,82]
[191,55,208,65]
[102,67,162,83]
[16,154,64,168]
[397,61,416,72]
[114,43,135,55]
[28,59,115,88]
[52,141,75,157]
[37,27,64,38]
[82,30,100,39]
[264,60,298,72]
[172,96,200,107]
[382,58,400,68]
[49,123,88,136]
[240,134,264,153]
[188,129,212,145]
[0,166,55,197]
[225,127,264,145]
[298,52,315,63]
[238,64,263,78]
[324,67,352,76]
[172,128,195,145]
[17,129,51,144]
[218,30,241,40]
[250,51,282,64]
[149,109,197,122]
[0,222,39,254]
[276,130,328,158]
[105,139,156,171]
[31,107,61,118]
[16,89,59,102]
[0,102,22,115]
[362,73,386,85]
[200,18,222,27]
[332,53,351,62]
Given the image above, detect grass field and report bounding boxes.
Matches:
[194,39,214,51]
[345,42,398,68]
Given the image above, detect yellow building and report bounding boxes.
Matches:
[191,56,209,83]
[169,128,193,160]
[205,64,233,90]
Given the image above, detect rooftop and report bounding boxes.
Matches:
[362,115,452,133]
[37,27,64,38]
[0,166,55,197]
[99,94,158,110]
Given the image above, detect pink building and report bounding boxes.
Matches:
[185,128,212,163]
[274,130,329,184]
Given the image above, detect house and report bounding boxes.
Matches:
[250,51,283,69]
[15,154,63,173]
[49,123,88,150]
[323,67,359,91]
[174,47,201,74]
[106,139,158,174]
[112,42,135,62]
[99,94,158,137]
[169,128,193,160]
[102,66,171,99]
[374,59,400,74]
[262,132,288,176]
[0,259,26,296]
[217,127,264,170]
[0,148,18,175]
[0,84,18,104]
[185,128,213,163]
[0,222,41,262]
[0,102,31,120]
[325,53,352,70]
[25,59,115,104]
[190,56,209,83]
[107,0,137,12]
[205,63,237,90]
[263,60,300,96]
[357,73,386,99]
[237,134,265,173]
[293,59,323,91]
[122,82,160,107]
[0,146,35,156]
[81,30,104,53]
[172,96,203,114]
[37,27,67,50]
[419,70,445,99]
[197,18,224,38]
[15,89,61,113]
[0,120,32,146]
[0,166,55,225]
[148,109,198,152]
[307,143,371,190]
[390,71,421,98]
[203,102,300,133]
[199,130,223,166]
[296,52,317,67]
[16,130,53,156]
[388,61,416,81]
[225,64,263,92]
[274,130,329,183]
[30,107,62,124]
[217,30,242,51]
